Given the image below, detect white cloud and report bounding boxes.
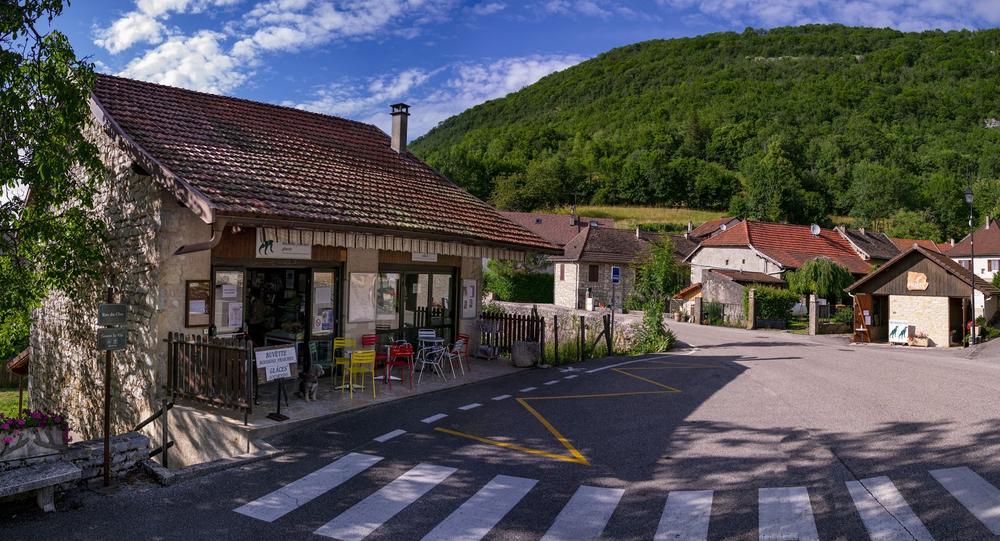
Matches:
[94,12,166,54]
[470,2,506,16]
[292,54,586,137]
[118,31,248,94]
[659,0,1000,30]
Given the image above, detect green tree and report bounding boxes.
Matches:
[731,139,801,222]
[627,237,689,308]
[784,257,854,303]
[886,209,941,242]
[1,1,103,358]
[846,161,904,230]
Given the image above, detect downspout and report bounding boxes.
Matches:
[174,218,228,255]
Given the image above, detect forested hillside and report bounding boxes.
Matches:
[410,25,1000,242]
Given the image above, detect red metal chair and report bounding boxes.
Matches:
[457,333,471,372]
[385,343,414,390]
[361,333,387,369]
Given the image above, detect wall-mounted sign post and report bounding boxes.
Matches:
[97,290,127,488]
[610,266,621,349]
[255,345,298,421]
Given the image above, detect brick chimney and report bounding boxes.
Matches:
[390,103,409,154]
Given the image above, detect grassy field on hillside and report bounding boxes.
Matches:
[554,206,726,229]
[0,388,21,417]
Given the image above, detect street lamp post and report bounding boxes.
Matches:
[965,186,976,346]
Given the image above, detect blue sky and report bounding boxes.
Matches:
[60,1,1000,137]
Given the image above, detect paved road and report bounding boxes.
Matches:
[3,322,1000,540]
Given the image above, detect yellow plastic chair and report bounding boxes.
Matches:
[347,350,377,400]
[333,337,356,388]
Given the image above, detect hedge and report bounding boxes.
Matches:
[743,285,799,322]
[484,270,554,303]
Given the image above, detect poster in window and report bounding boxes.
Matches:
[376,273,399,320]
[349,273,377,322]
[462,279,477,319]
[185,280,211,327]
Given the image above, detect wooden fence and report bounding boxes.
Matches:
[166,332,253,414]
[480,311,544,356]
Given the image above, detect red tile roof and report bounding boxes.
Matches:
[945,219,1000,257]
[688,217,740,239]
[673,282,702,300]
[699,221,871,274]
[91,75,554,252]
[500,212,614,247]
[889,237,940,253]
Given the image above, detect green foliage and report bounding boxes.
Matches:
[1,1,104,359]
[744,286,799,322]
[483,260,554,303]
[627,237,689,309]
[832,305,854,324]
[630,298,677,354]
[887,209,942,242]
[784,258,854,303]
[703,300,725,326]
[412,25,1000,239]
[994,272,1000,290]
[481,301,506,317]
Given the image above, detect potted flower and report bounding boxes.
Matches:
[909,332,929,347]
[0,410,72,462]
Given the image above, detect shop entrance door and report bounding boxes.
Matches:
[400,271,455,344]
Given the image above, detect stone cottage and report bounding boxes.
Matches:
[29,75,554,443]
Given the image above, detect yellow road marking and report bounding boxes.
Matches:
[525,390,676,400]
[611,368,683,392]
[515,398,589,465]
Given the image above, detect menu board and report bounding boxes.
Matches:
[349,273,376,322]
[186,280,211,327]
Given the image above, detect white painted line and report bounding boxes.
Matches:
[235,452,383,523]
[541,485,624,541]
[421,413,448,424]
[846,476,933,541]
[758,487,819,541]
[519,387,537,393]
[373,429,406,443]
[315,463,457,541]
[931,466,1000,534]
[421,475,537,541]
[654,490,713,541]
[458,403,482,411]
[544,380,560,385]
[563,375,578,380]
[492,394,512,401]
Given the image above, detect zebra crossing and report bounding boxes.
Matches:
[234,453,1000,540]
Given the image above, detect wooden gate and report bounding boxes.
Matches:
[480,311,544,356]
[166,332,253,414]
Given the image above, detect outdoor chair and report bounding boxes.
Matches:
[333,337,356,388]
[442,338,467,377]
[417,328,440,349]
[456,333,471,371]
[416,346,451,384]
[361,333,388,367]
[384,343,414,390]
[346,349,377,400]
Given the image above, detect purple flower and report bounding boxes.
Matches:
[2,436,11,445]
[1,423,8,430]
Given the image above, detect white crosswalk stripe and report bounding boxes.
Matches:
[846,476,934,541]
[931,466,1000,535]
[314,463,457,540]
[540,485,624,541]
[758,486,819,541]
[234,452,383,523]
[654,490,713,541]
[421,475,537,541]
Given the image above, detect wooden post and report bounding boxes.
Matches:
[746,288,757,331]
[604,314,612,356]
[539,315,546,365]
[579,315,585,363]
[103,288,113,488]
[17,375,23,415]
[553,315,559,365]
[160,397,170,468]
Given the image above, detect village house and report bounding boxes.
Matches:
[945,218,1000,310]
[28,75,555,445]
[847,245,999,347]
[498,212,614,273]
[551,227,661,310]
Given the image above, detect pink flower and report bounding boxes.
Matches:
[1,423,8,430]
[2,436,11,444]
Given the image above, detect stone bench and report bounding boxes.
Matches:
[0,461,82,512]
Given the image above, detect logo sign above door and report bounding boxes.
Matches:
[412,252,438,262]
[256,229,312,260]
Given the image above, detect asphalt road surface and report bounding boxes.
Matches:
[3,322,1000,540]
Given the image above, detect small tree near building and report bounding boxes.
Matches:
[785,257,854,304]
[626,237,688,310]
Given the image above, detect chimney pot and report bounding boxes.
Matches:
[687,220,693,233]
[987,216,992,229]
[859,227,865,235]
[635,225,640,239]
[390,103,410,154]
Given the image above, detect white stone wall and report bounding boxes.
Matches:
[553,262,579,309]
[888,295,951,347]
[951,256,999,310]
[689,246,775,283]
[30,121,211,441]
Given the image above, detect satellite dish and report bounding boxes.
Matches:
[810,224,821,236]
[720,224,728,231]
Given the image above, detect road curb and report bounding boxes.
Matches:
[141,439,284,486]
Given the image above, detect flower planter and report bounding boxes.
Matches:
[0,426,67,462]
[909,336,929,347]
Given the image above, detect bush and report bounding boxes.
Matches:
[630,299,677,354]
[832,305,854,324]
[704,300,725,326]
[481,301,506,317]
[743,286,799,322]
[483,262,553,303]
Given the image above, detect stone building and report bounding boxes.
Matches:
[550,227,660,310]
[846,245,999,347]
[29,75,553,442]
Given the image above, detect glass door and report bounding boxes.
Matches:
[213,269,245,336]
[309,269,338,370]
[398,271,455,344]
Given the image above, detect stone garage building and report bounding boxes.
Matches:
[845,245,1000,347]
[551,227,660,310]
[29,74,554,443]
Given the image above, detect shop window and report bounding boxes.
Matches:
[588,264,599,282]
[311,271,336,336]
[213,270,244,335]
[375,273,400,322]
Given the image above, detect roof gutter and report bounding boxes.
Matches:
[174,218,228,255]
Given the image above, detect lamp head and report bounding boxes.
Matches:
[965,187,974,205]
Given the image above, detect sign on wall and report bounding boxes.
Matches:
[97,304,127,326]
[255,344,298,382]
[611,266,621,284]
[256,229,312,260]
[888,320,910,344]
[412,252,438,262]
[462,279,477,318]
[96,328,128,351]
[906,271,929,291]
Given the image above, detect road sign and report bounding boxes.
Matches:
[98,304,127,326]
[96,328,128,351]
[611,266,621,284]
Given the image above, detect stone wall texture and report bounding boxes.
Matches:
[0,432,149,485]
[553,262,579,309]
[29,121,210,442]
[889,295,951,347]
